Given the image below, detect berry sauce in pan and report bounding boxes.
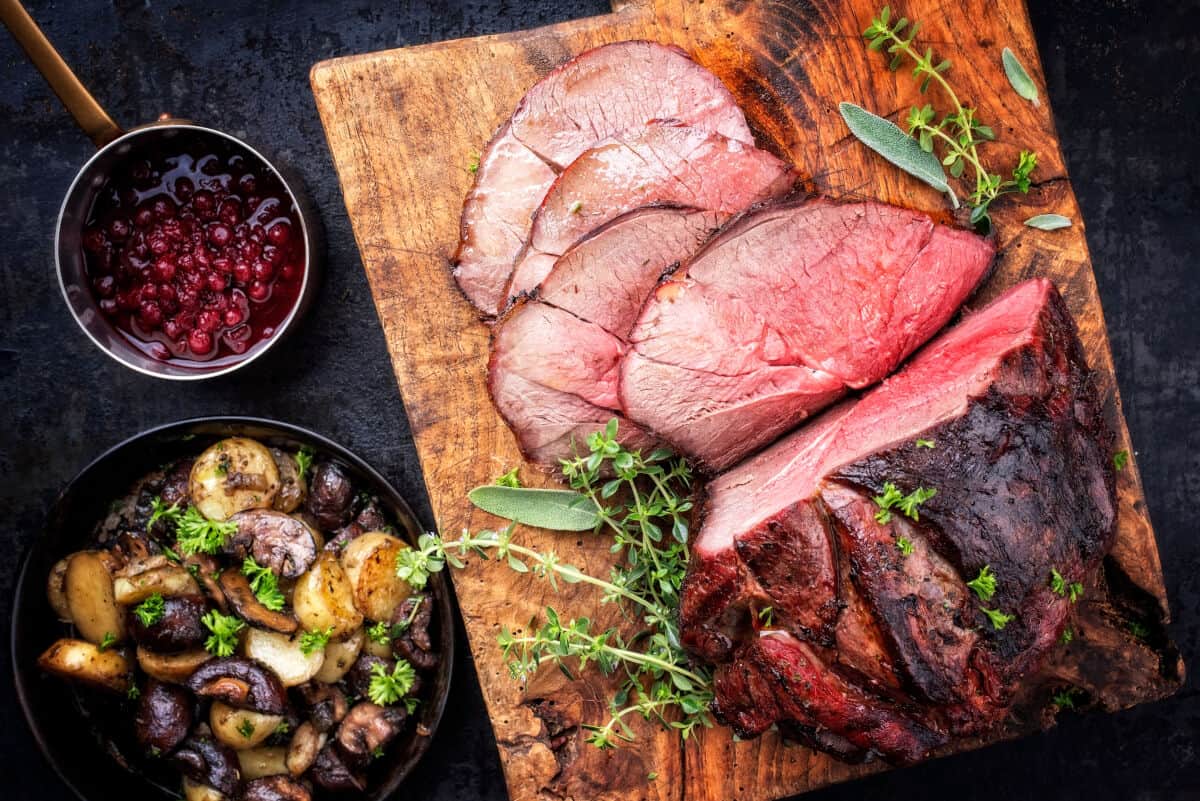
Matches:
[81,138,305,366]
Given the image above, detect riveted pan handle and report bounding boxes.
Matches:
[0,0,123,146]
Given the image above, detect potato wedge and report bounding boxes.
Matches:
[47,557,73,622]
[65,551,125,644]
[292,552,362,638]
[113,564,199,605]
[237,746,289,779]
[190,438,280,521]
[210,701,284,749]
[137,646,212,684]
[339,532,412,622]
[38,638,132,693]
[183,778,227,801]
[313,627,364,684]
[242,628,324,687]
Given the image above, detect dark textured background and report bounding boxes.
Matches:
[0,1,1196,799]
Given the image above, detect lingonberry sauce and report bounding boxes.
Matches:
[82,139,305,366]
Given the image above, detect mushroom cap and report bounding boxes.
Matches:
[186,657,288,714]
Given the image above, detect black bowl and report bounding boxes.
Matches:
[11,417,454,801]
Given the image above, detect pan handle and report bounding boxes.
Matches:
[0,0,123,146]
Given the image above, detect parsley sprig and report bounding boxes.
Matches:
[133,593,166,626]
[1050,568,1084,603]
[967,565,997,601]
[862,6,1039,230]
[201,610,245,657]
[873,481,937,524]
[395,421,711,749]
[149,497,238,555]
[295,446,315,483]
[242,557,286,611]
[299,627,333,656]
[368,659,417,707]
[366,621,391,645]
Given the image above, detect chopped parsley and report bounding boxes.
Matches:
[758,606,774,628]
[1052,688,1082,710]
[915,438,936,449]
[147,496,179,528]
[494,468,521,488]
[274,721,291,736]
[568,200,584,214]
[127,684,141,701]
[295,446,315,483]
[896,537,914,556]
[237,719,256,738]
[98,631,118,651]
[467,151,480,174]
[201,610,245,657]
[1127,620,1150,640]
[980,607,1014,630]
[371,746,385,759]
[1050,568,1084,603]
[176,507,238,555]
[967,565,997,602]
[366,621,392,646]
[873,482,937,523]
[299,627,333,656]
[367,659,416,706]
[1060,627,1074,644]
[133,593,166,627]
[242,557,286,611]
[1113,449,1129,471]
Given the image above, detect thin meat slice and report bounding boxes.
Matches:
[506,123,796,299]
[489,208,722,467]
[621,199,995,471]
[453,40,753,316]
[680,279,1116,762]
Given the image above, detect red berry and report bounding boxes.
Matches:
[206,272,227,291]
[138,300,163,328]
[247,280,269,301]
[140,283,159,301]
[252,260,274,283]
[153,258,176,282]
[174,176,194,201]
[238,174,257,194]
[163,319,183,339]
[197,309,221,332]
[187,329,213,354]
[176,253,195,272]
[280,263,299,281]
[218,199,242,225]
[148,235,170,255]
[266,222,291,246]
[82,228,108,253]
[239,241,261,262]
[233,261,252,284]
[152,197,177,220]
[134,207,155,228]
[98,297,118,316]
[193,189,216,216]
[207,223,233,247]
[108,218,131,242]
[223,307,244,327]
[93,275,116,298]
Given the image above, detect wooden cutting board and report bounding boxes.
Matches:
[310,1,1183,799]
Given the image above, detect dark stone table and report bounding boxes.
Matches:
[1,2,1195,799]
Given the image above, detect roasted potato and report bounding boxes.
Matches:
[242,628,324,687]
[137,646,212,684]
[47,557,72,622]
[363,632,392,660]
[65,551,125,644]
[182,778,227,801]
[210,701,284,749]
[293,552,362,638]
[339,532,412,622]
[313,627,364,684]
[38,638,132,693]
[237,746,289,779]
[113,563,200,605]
[190,438,280,521]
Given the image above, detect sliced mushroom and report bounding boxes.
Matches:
[298,684,348,733]
[354,498,388,532]
[305,463,353,531]
[228,510,318,579]
[242,775,311,801]
[270,449,307,515]
[130,595,209,652]
[391,594,438,671]
[135,679,194,754]
[218,570,298,634]
[138,646,213,684]
[309,743,364,793]
[285,721,325,776]
[159,458,195,510]
[186,553,229,613]
[335,701,407,761]
[171,734,241,797]
[187,658,287,714]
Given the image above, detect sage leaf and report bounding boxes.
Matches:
[1024,213,1072,231]
[468,485,598,531]
[1002,48,1040,106]
[839,102,958,208]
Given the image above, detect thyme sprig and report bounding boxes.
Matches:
[862,6,1039,230]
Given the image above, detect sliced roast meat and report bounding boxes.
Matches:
[680,279,1116,762]
[621,199,995,471]
[489,207,721,466]
[507,122,795,300]
[452,40,753,315]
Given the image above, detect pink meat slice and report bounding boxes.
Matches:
[452,40,754,316]
[620,199,995,471]
[506,123,796,299]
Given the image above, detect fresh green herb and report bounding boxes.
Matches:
[896,537,915,556]
[1052,688,1082,710]
[155,504,238,556]
[856,7,1041,232]
[148,496,180,529]
[215,454,230,477]
[915,438,935,449]
[161,545,182,564]
[295,446,315,483]
[237,719,255,738]
[467,151,480,174]
[127,684,141,700]
[758,606,775,628]
[98,632,118,651]
[980,607,1014,630]
[467,485,598,531]
[1024,213,1072,230]
[398,419,709,749]
[371,746,385,759]
[366,621,391,645]
[133,593,166,627]
[873,482,937,523]
[1002,47,1040,106]
[967,565,997,602]
[1127,620,1150,640]
[839,102,955,205]
[201,610,245,657]
[368,660,417,706]
[1050,568,1084,603]
[1060,627,1074,644]
[647,772,659,781]
[274,721,291,736]
[1113,449,1129,471]
[568,200,584,215]
[494,468,522,488]
[241,557,286,611]
[299,627,334,656]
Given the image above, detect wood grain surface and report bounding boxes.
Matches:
[310,1,1183,799]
